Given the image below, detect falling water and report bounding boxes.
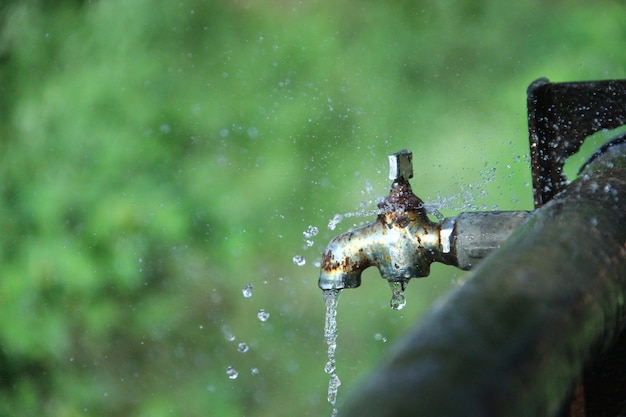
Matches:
[323,289,342,416]
[389,281,408,310]
[241,283,254,298]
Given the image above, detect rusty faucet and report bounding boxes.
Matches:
[318,149,530,292]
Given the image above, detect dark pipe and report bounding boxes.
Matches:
[340,142,626,417]
[527,78,626,208]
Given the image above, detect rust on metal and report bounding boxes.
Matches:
[318,177,441,289]
[318,149,529,290]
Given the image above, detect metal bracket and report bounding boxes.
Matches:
[527,78,626,207]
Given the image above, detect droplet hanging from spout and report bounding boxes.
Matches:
[389,281,408,310]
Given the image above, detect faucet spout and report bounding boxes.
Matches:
[319,150,448,290]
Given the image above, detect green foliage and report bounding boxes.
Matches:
[0,0,625,416]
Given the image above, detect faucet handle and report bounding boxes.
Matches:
[388,149,414,181]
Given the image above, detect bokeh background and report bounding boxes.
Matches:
[0,1,625,416]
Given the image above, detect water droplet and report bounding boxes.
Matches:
[221,325,236,342]
[237,342,249,353]
[389,281,407,310]
[251,368,259,375]
[292,255,306,266]
[159,123,171,134]
[257,309,270,322]
[328,214,344,230]
[247,127,259,139]
[242,283,254,298]
[303,225,319,239]
[374,333,387,343]
[226,366,238,380]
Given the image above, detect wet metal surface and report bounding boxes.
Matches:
[318,176,441,290]
[527,78,626,207]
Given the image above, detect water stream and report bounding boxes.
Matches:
[322,281,409,415]
[323,289,342,417]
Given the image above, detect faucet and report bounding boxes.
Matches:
[318,149,530,291]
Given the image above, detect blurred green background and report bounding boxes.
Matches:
[0,0,625,416]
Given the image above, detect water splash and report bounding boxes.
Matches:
[424,159,511,213]
[423,203,445,221]
[323,289,342,416]
[389,281,408,310]
[328,214,344,231]
[327,208,381,230]
[242,283,254,298]
[226,366,239,380]
[303,225,319,239]
[292,255,306,266]
[303,225,319,247]
[237,342,249,353]
[257,309,270,322]
[374,333,388,343]
[221,325,236,342]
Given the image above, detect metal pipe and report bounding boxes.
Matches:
[445,211,531,270]
[339,142,626,417]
